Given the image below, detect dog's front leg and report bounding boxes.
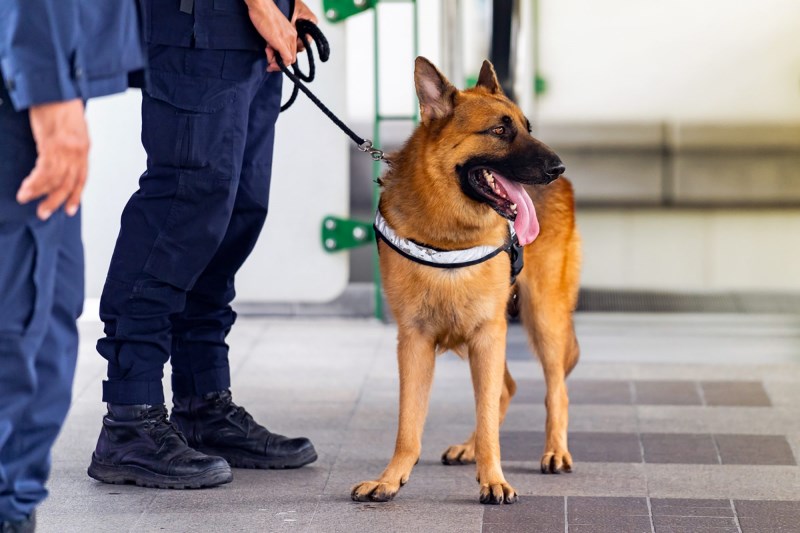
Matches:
[351,331,435,502]
[469,320,518,505]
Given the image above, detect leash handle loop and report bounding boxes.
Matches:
[274,20,387,162]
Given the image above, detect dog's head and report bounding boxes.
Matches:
[410,57,565,245]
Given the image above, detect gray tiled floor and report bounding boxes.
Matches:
[37,313,800,532]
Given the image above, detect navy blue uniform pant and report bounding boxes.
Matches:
[98,45,280,405]
[0,84,84,521]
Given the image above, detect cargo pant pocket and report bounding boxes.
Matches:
[140,67,243,291]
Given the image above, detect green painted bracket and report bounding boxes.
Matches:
[323,0,376,23]
[321,216,375,252]
[535,73,547,96]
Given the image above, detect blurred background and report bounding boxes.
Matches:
[81,0,800,318]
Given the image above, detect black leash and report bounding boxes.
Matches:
[274,20,386,162]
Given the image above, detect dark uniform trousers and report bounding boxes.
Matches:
[98,44,281,405]
[0,83,84,520]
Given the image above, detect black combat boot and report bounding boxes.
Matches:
[0,511,35,533]
[87,404,233,489]
[171,390,317,469]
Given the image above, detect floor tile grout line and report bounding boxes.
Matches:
[633,382,657,533]
[645,496,656,533]
[697,382,726,466]
[696,380,708,407]
[729,499,744,533]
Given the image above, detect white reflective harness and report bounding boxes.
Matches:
[373,210,524,282]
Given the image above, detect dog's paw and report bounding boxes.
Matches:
[351,480,401,502]
[540,449,573,474]
[479,481,518,505]
[441,443,476,465]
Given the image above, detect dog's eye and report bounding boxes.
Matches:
[492,126,506,136]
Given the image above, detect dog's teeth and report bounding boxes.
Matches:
[511,203,517,210]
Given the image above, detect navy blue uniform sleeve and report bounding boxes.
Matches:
[0,0,82,110]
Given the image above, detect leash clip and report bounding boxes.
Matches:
[358,140,385,161]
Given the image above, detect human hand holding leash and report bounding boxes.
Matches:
[245,0,298,72]
[16,99,90,220]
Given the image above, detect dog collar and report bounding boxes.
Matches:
[373,210,524,282]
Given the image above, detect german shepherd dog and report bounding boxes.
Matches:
[351,57,581,505]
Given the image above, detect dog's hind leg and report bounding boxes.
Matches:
[468,320,517,504]
[517,231,581,474]
[441,363,516,465]
[351,330,436,502]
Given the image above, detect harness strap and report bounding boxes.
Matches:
[374,210,524,283]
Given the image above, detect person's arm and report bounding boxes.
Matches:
[0,0,90,220]
[0,0,83,109]
[245,0,299,72]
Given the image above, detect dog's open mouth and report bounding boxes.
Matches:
[468,167,541,245]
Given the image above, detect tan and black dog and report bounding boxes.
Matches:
[351,57,581,505]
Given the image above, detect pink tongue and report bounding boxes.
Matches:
[493,175,540,246]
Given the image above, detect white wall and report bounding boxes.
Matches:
[345,0,800,123]
[537,0,800,123]
[578,209,800,291]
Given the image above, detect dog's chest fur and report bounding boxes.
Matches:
[379,240,511,351]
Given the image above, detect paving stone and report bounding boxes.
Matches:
[734,499,800,532]
[482,496,564,533]
[634,381,702,405]
[641,433,719,464]
[715,434,796,465]
[644,465,800,500]
[738,516,800,532]
[570,521,652,533]
[506,340,533,361]
[655,525,741,533]
[569,432,643,463]
[513,379,633,405]
[650,498,734,517]
[500,431,544,462]
[503,462,650,498]
[36,315,800,533]
[568,496,652,533]
[652,515,738,528]
[501,431,642,463]
[567,495,650,520]
[702,381,772,407]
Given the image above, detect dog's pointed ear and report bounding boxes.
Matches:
[476,60,503,94]
[414,57,457,124]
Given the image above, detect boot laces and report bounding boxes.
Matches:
[227,401,254,426]
[145,407,187,445]
[213,394,256,428]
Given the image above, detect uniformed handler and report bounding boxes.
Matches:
[87,0,320,489]
[0,1,146,529]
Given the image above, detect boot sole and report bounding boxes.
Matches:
[196,446,318,470]
[87,455,233,489]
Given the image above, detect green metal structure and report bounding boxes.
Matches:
[320,216,374,252]
[322,0,376,23]
[321,0,419,320]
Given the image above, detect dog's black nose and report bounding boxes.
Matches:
[545,161,565,181]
